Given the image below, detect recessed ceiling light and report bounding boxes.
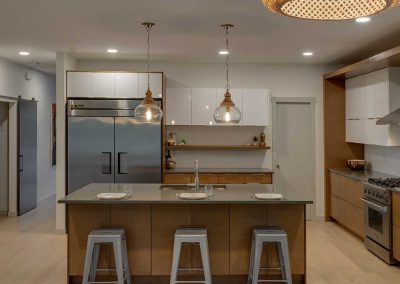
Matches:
[218,50,229,55]
[19,51,30,56]
[302,51,313,57]
[107,48,118,53]
[355,17,371,23]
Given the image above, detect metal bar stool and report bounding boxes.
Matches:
[248,228,292,284]
[170,228,212,284]
[82,228,131,284]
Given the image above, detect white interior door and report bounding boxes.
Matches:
[272,99,315,220]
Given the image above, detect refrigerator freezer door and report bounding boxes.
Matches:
[114,118,162,183]
[68,117,115,193]
[18,100,37,215]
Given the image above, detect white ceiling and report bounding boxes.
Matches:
[1,0,400,73]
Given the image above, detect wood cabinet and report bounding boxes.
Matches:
[115,73,139,98]
[164,173,273,184]
[165,88,192,125]
[242,89,270,126]
[329,172,364,239]
[393,192,400,261]
[191,88,217,125]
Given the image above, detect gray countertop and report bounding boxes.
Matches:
[164,168,274,174]
[329,168,397,183]
[58,183,312,205]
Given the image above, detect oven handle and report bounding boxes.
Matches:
[360,198,388,213]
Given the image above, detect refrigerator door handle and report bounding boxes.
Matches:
[19,155,24,172]
[101,152,112,174]
[118,152,128,174]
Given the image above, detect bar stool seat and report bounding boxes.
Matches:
[83,228,131,284]
[248,228,292,284]
[170,228,212,284]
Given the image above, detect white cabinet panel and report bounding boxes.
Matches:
[346,76,367,120]
[67,72,92,97]
[346,120,366,144]
[166,88,191,125]
[216,88,243,126]
[115,73,139,98]
[242,89,270,126]
[139,73,163,98]
[191,88,217,125]
[367,69,389,119]
[92,73,115,98]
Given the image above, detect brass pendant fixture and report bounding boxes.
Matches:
[213,24,241,124]
[135,22,163,123]
[261,0,400,21]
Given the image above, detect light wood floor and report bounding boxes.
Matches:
[0,196,399,284]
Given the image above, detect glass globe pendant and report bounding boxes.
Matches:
[135,22,163,123]
[214,24,241,124]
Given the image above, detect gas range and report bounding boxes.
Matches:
[363,177,399,205]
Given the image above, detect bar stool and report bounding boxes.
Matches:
[170,228,212,284]
[82,228,131,284]
[248,228,292,284]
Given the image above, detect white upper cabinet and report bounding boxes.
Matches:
[242,89,270,126]
[92,73,115,98]
[216,88,243,126]
[166,88,192,125]
[139,73,163,98]
[191,88,217,125]
[346,75,367,120]
[67,72,92,98]
[115,73,139,98]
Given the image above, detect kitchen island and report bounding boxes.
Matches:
[59,183,312,284]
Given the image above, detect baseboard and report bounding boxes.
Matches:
[0,210,8,216]
[55,228,66,235]
[7,211,17,217]
[312,215,325,221]
[38,192,56,204]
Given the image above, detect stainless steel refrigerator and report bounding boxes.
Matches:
[18,100,37,215]
[67,99,162,194]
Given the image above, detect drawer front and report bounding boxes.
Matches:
[197,174,219,184]
[244,173,272,184]
[218,174,245,184]
[345,203,364,238]
[330,173,346,200]
[393,192,400,228]
[331,194,346,225]
[164,174,192,184]
[345,178,364,208]
[394,225,400,261]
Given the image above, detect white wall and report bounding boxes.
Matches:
[365,145,400,176]
[0,57,56,209]
[77,60,333,218]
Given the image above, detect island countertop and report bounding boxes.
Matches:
[58,183,313,205]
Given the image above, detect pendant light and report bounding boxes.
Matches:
[213,24,241,124]
[135,22,163,123]
[262,0,400,21]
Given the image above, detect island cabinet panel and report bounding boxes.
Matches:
[229,205,268,275]
[110,205,152,275]
[267,205,305,275]
[245,173,272,184]
[164,174,192,184]
[394,192,400,261]
[164,173,273,184]
[151,205,192,275]
[191,205,230,275]
[218,174,245,184]
[197,174,219,184]
[68,204,111,276]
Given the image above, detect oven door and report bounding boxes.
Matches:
[361,197,391,249]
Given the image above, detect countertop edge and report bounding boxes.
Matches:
[164,168,274,174]
[58,200,313,205]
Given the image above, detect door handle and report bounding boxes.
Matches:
[360,198,388,213]
[19,155,23,172]
[118,152,128,174]
[101,152,112,174]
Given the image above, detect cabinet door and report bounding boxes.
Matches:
[218,174,245,184]
[346,119,366,144]
[331,195,346,225]
[366,118,390,146]
[394,225,400,261]
[346,76,367,120]
[164,174,192,184]
[92,73,115,98]
[244,173,273,184]
[216,88,243,126]
[344,178,363,208]
[330,173,346,200]
[67,72,92,97]
[242,89,270,126]
[191,88,217,126]
[346,203,364,238]
[367,69,389,119]
[394,193,400,228]
[166,88,191,125]
[139,73,163,98]
[115,73,139,98]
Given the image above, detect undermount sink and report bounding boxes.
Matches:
[159,184,227,191]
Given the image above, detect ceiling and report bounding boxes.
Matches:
[1,0,400,73]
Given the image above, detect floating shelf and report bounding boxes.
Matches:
[165,145,270,151]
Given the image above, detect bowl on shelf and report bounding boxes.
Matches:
[346,159,367,171]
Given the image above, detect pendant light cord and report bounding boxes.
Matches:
[146,24,152,92]
[225,26,230,92]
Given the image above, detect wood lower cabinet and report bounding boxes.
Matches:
[164,173,273,184]
[329,172,364,239]
[393,192,400,261]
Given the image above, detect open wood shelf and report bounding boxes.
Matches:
[165,145,270,151]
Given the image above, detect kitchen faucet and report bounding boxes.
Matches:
[194,159,200,192]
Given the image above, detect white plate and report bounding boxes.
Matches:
[96,193,128,200]
[254,193,284,200]
[179,193,208,200]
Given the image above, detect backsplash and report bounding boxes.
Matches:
[365,145,400,176]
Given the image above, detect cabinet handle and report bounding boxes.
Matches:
[19,155,24,172]
[118,152,128,174]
